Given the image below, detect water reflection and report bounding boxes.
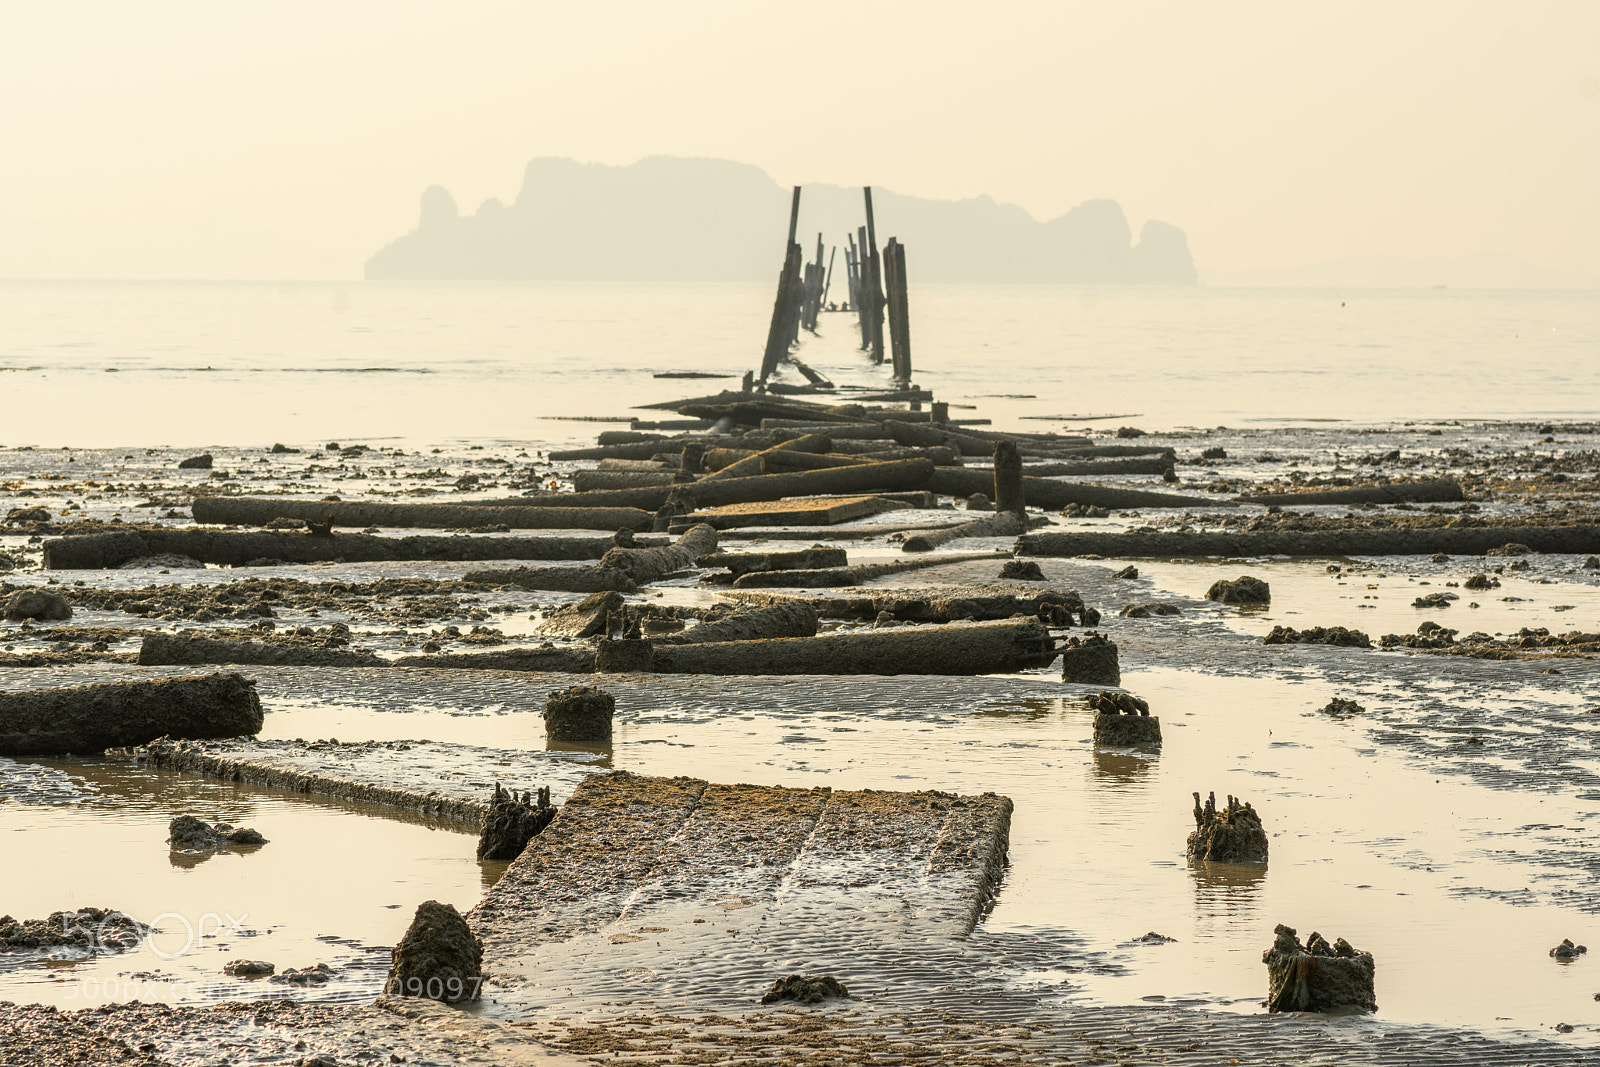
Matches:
[1187,859,1266,932]
[1091,747,1157,785]
[168,842,266,870]
[972,697,1065,722]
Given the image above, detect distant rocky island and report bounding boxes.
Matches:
[365,156,1196,284]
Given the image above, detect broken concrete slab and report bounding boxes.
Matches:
[144,737,595,825]
[469,771,1012,983]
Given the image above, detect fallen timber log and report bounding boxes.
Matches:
[548,434,731,462]
[189,497,655,531]
[469,773,1013,974]
[42,529,661,570]
[1015,524,1600,558]
[702,447,758,470]
[927,468,1217,510]
[762,446,961,471]
[391,647,596,672]
[730,550,1008,588]
[0,673,263,757]
[673,495,905,531]
[899,511,1027,552]
[697,433,833,482]
[724,588,1090,625]
[458,565,638,593]
[696,547,849,575]
[653,602,819,644]
[602,618,1055,675]
[596,458,676,471]
[769,422,900,440]
[883,420,998,456]
[1235,479,1465,506]
[571,470,685,491]
[687,458,934,508]
[599,523,718,583]
[138,632,383,668]
[1050,444,1176,459]
[1023,457,1174,477]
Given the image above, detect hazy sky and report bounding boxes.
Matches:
[3,2,1596,280]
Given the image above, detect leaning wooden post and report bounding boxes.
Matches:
[845,234,860,310]
[759,187,803,383]
[821,245,837,308]
[863,188,886,364]
[883,237,912,387]
[993,441,1025,515]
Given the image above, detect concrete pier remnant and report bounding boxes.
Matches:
[1187,791,1268,864]
[468,771,1012,994]
[1091,690,1161,746]
[544,685,615,743]
[1263,924,1376,1014]
[1061,634,1120,685]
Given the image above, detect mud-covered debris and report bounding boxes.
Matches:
[4,507,51,524]
[1413,591,1458,608]
[271,963,336,985]
[1321,697,1366,717]
[1201,447,1226,460]
[1187,791,1268,864]
[1091,689,1161,746]
[1463,574,1499,590]
[177,453,213,470]
[1380,621,1458,649]
[1263,924,1376,1013]
[1263,625,1372,648]
[1584,556,1600,570]
[998,560,1044,581]
[1486,542,1533,556]
[4,590,72,622]
[1062,633,1120,685]
[386,901,484,1003]
[1112,565,1138,579]
[545,685,615,743]
[1132,931,1178,943]
[539,590,627,639]
[1120,602,1180,618]
[477,784,555,861]
[760,974,850,1005]
[0,908,150,953]
[1115,426,1146,439]
[168,815,267,852]
[1061,503,1111,518]
[1550,939,1588,960]
[1429,552,1450,562]
[1206,575,1270,604]
[222,959,274,977]
[118,554,206,570]
[965,493,994,512]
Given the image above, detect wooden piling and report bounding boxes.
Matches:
[883,237,912,386]
[992,441,1025,515]
[863,188,886,364]
[760,186,804,383]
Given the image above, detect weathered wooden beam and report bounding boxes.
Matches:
[1016,524,1600,558]
[189,496,654,530]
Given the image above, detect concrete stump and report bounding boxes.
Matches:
[1062,634,1120,685]
[1091,690,1161,746]
[1263,924,1376,1014]
[1186,791,1267,863]
[386,900,484,1003]
[545,685,615,742]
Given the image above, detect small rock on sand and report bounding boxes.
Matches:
[386,901,483,1002]
[177,454,213,470]
[222,959,275,977]
[1112,565,1139,579]
[3,590,72,622]
[998,560,1044,581]
[168,814,268,852]
[1206,575,1270,604]
[965,493,994,512]
[1550,939,1588,960]
[761,974,850,1005]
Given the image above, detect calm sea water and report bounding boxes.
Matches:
[1,281,1595,448]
